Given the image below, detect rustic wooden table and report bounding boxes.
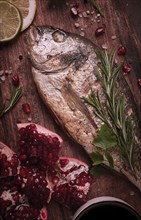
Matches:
[0,0,141,219]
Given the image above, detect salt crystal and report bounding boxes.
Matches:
[82,11,87,18]
[5,69,12,75]
[97,13,101,17]
[28,117,32,122]
[0,70,4,76]
[127,108,133,116]
[114,58,118,64]
[102,44,108,50]
[0,75,5,82]
[86,10,90,15]
[78,13,82,18]
[74,22,80,28]
[130,191,135,196]
[80,31,85,37]
[111,35,117,40]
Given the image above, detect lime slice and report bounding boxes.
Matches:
[0,1,22,42]
[7,0,36,31]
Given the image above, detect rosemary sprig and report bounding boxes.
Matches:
[85,49,135,171]
[91,0,104,17]
[0,86,22,118]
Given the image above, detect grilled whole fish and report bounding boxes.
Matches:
[27,26,141,191]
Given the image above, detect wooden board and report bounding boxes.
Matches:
[0,0,141,219]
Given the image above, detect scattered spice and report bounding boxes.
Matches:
[22,103,31,114]
[19,54,23,61]
[117,46,126,55]
[95,26,105,37]
[0,69,13,83]
[5,69,12,75]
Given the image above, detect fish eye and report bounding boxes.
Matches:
[47,55,52,59]
[52,30,66,43]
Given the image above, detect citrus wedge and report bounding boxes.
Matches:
[0,1,22,42]
[7,0,36,31]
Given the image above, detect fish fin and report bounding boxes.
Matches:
[61,82,98,129]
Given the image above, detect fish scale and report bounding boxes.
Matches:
[27,25,141,192]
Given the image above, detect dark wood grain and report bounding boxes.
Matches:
[0,0,141,219]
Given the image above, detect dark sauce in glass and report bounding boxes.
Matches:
[76,203,141,220]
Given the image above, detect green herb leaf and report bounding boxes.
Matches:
[93,124,117,150]
[86,49,135,172]
[90,165,105,177]
[91,0,104,17]
[104,151,114,168]
[90,151,104,165]
[0,86,22,118]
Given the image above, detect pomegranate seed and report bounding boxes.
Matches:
[77,9,81,14]
[26,123,37,131]
[122,63,132,75]
[22,103,31,114]
[18,124,62,168]
[23,172,51,209]
[138,79,141,86]
[10,157,19,167]
[3,169,9,176]
[117,45,126,55]
[51,175,60,184]
[59,158,69,168]
[19,154,27,162]
[20,167,30,178]
[95,27,105,37]
[72,2,79,8]
[12,74,20,87]
[2,154,7,161]
[5,204,40,220]
[12,193,20,202]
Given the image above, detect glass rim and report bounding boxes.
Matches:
[72,196,141,220]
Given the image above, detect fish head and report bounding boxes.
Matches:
[28,26,89,73]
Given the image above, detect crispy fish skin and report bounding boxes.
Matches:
[27,25,101,152]
[27,26,141,191]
